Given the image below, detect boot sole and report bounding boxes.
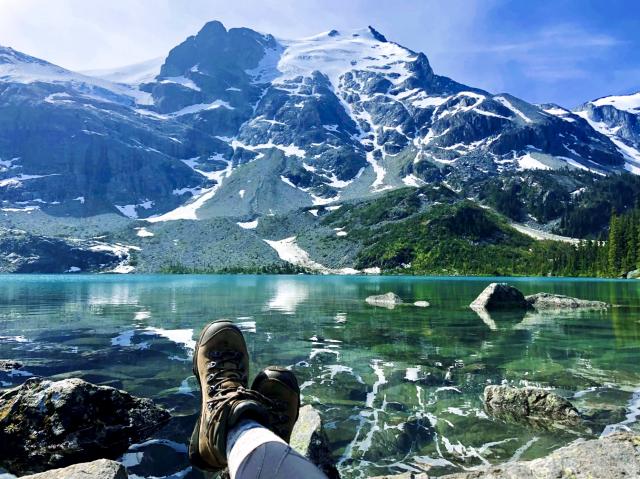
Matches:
[189,319,236,472]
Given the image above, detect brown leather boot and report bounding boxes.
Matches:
[189,320,270,472]
[251,366,301,443]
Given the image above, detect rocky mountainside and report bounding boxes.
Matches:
[1,20,639,274]
[0,21,635,223]
[574,91,640,173]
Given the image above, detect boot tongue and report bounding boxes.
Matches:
[218,378,243,391]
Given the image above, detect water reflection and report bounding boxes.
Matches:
[0,275,639,478]
[266,278,310,314]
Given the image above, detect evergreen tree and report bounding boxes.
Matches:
[608,213,621,276]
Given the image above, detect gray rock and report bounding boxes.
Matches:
[290,405,340,479]
[525,293,608,310]
[0,360,22,371]
[0,378,170,475]
[441,432,640,479]
[484,385,581,425]
[627,269,640,279]
[366,292,403,309]
[470,283,532,311]
[21,460,127,479]
[369,474,427,479]
[413,301,430,308]
[369,433,640,478]
[0,228,122,274]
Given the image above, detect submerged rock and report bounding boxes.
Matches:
[470,283,532,311]
[21,459,127,479]
[290,405,340,479]
[366,292,403,309]
[484,385,581,425]
[0,360,23,371]
[0,377,170,475]
[525,292,609,310]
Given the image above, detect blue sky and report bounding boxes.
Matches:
[0,0,638,107]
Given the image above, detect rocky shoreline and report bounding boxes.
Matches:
[0,375,638,478]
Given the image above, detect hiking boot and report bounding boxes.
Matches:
[251,366,300,443]
[189,320,270,471]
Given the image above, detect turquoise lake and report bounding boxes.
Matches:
[1,275,639,478]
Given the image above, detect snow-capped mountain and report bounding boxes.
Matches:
[574,92,640,174]
[0,21,634,222]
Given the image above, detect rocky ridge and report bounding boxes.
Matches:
[0,22,635,223]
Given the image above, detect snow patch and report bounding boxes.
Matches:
[517,153,550,171]
[237,219,259,229]
[135,227,154,238]
[495,96,533,123]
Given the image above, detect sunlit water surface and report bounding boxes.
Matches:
[1,275,639,478]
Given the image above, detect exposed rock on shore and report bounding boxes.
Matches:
[291,405,340,479]
[21,459,128,479]
[0,378,170,475]
[525,292,609,310]
[366,292,403,309]
[470,283,533,311]
[484,385,581,426]
[471,283,610,315]
[369,432,640,478]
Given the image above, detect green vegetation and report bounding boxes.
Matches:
[159,262,310,274]
[324,185,640,278]
[475,171,640,238]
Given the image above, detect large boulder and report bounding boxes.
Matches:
[366,292,403,309]
[369,433,640,478]
[21,459,127,479]
[627,269,640,279]
[484,385,581,426]
[470,283,532,311]
[441,432,640,479]
[0,378,170,475]
[290,405,340,479]
[526,293,608,310]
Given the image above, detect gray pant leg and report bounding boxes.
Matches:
[235,441,328,479]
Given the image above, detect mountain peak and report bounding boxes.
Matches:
[367,26,387,42]
[197,20,227,38]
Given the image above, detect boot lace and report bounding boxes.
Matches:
[204,351,276,424]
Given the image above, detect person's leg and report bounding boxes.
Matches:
[189,321,328,478]
[226,419,328,479]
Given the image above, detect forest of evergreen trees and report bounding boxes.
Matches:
[533,207,640,278]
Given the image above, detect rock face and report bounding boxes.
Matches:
[0,378,170,475]
[627,269,640,279]
[366,292,403,308]
[525,292,609,310]
[0,228,124,273]
[470,283,532,311]
[369,433,640,479]
[484,385,581,425]
[290,405,340,479]
[442,432,640,479]
[21,459,128,479]
[0,22,630,222]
